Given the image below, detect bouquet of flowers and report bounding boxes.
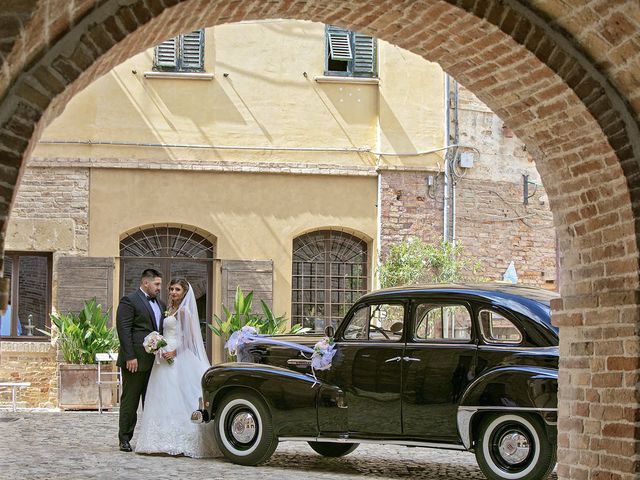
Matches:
[143,331,174,365]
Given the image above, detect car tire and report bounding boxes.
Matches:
[214,390,278,466]
[308,441,359,457]
[475,413,556,480]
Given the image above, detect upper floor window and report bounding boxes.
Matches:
[325,25,377,78]
[154,30,205,72]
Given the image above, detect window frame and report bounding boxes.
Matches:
[411,300,475,344]
[477,307,524,346]
[340,301,406,343]
[153,29,205,73]
[1,251,52,341]
[291,229,369,331]
[324,25,377,78]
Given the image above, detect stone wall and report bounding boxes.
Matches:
[0,341,57,409]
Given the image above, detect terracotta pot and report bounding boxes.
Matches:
[58,363,114,410]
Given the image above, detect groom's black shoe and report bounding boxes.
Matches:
[119,440,132,452]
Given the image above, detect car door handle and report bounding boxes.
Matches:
[385,356,402,363]
[287,359,311,367]
[403,357,421,362]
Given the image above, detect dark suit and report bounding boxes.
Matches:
[116,289,165,444]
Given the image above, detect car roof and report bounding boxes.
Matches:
[359,283,559,306]
[354,283,559,334]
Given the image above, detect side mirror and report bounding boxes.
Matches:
[324,325,335,338]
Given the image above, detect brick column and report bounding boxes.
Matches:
[553,292,640,480]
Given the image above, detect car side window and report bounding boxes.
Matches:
[478,309,522,344]
[343,303,404,342]
[414,303,472,341]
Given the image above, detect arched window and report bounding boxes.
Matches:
[292,230,368,331]
[119,225,216,353]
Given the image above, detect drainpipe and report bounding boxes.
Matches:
[451,79,459,246]
[443,74,450,243]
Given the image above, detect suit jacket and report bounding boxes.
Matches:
[116,289,166,372]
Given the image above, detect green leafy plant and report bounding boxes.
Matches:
[379,237,484,288]
[41,298,119,364]
[209,286,309,340]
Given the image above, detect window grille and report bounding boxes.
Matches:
[154,30,205,72]
[325,25,377,77]
[120,225,214,259]
[292,230,368,331]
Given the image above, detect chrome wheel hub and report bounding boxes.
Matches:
[497,432,530,464]
[230,411,257,444]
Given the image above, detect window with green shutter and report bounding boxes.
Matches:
[325,25,377,77]
[154,30,205,72]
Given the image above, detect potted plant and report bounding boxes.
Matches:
[43,298,119,410]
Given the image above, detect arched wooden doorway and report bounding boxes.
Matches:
[119,224,216,355]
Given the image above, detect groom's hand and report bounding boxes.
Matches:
[126,359,138,373]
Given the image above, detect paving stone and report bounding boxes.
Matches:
[0,410,557,480]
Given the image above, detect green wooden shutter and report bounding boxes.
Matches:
[180,30,204,70]
[353,33,376,75]
[327,25,353,61]
[155,37,178,68]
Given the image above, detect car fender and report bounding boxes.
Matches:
[201,362,325,437]
[456,366,558,449]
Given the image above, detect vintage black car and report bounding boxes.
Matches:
[192,284,559,480]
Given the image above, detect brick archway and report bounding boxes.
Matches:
[1,1,639,478]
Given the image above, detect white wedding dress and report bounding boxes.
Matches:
[135,288,220,458]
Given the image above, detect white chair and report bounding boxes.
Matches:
[95,352,121,413]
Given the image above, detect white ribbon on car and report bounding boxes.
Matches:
[226,326,336,383]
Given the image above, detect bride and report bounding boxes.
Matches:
[135,278,220,458]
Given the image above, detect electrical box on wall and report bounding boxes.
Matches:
[459,152,474,168]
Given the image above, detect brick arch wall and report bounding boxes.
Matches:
[0,1,639,478]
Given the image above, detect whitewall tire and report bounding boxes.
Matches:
[214,390,278,466]
[475,413,556,480]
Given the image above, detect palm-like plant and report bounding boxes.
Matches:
[209,286,308,340]
[44,299,119,364]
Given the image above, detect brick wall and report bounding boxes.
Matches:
[1,166,89,408]
[380,86,556,288]
[11,166,89,254]
[0,341,57,408]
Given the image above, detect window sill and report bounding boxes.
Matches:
[314,75,379,85]
[143,71,215,81]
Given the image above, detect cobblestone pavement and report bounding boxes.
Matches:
[0,411,557,480]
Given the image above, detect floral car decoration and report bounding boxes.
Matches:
[226,325,336,378]
[193,284,560,480]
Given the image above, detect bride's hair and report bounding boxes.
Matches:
[169,278,189,308]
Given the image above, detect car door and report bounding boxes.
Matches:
[402,300,477,443]
[326,301,406,436]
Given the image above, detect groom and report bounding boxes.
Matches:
[116,268,166,452]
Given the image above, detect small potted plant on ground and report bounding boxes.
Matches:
[43,299,119,410]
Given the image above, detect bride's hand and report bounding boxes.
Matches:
[162,349,176,360]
